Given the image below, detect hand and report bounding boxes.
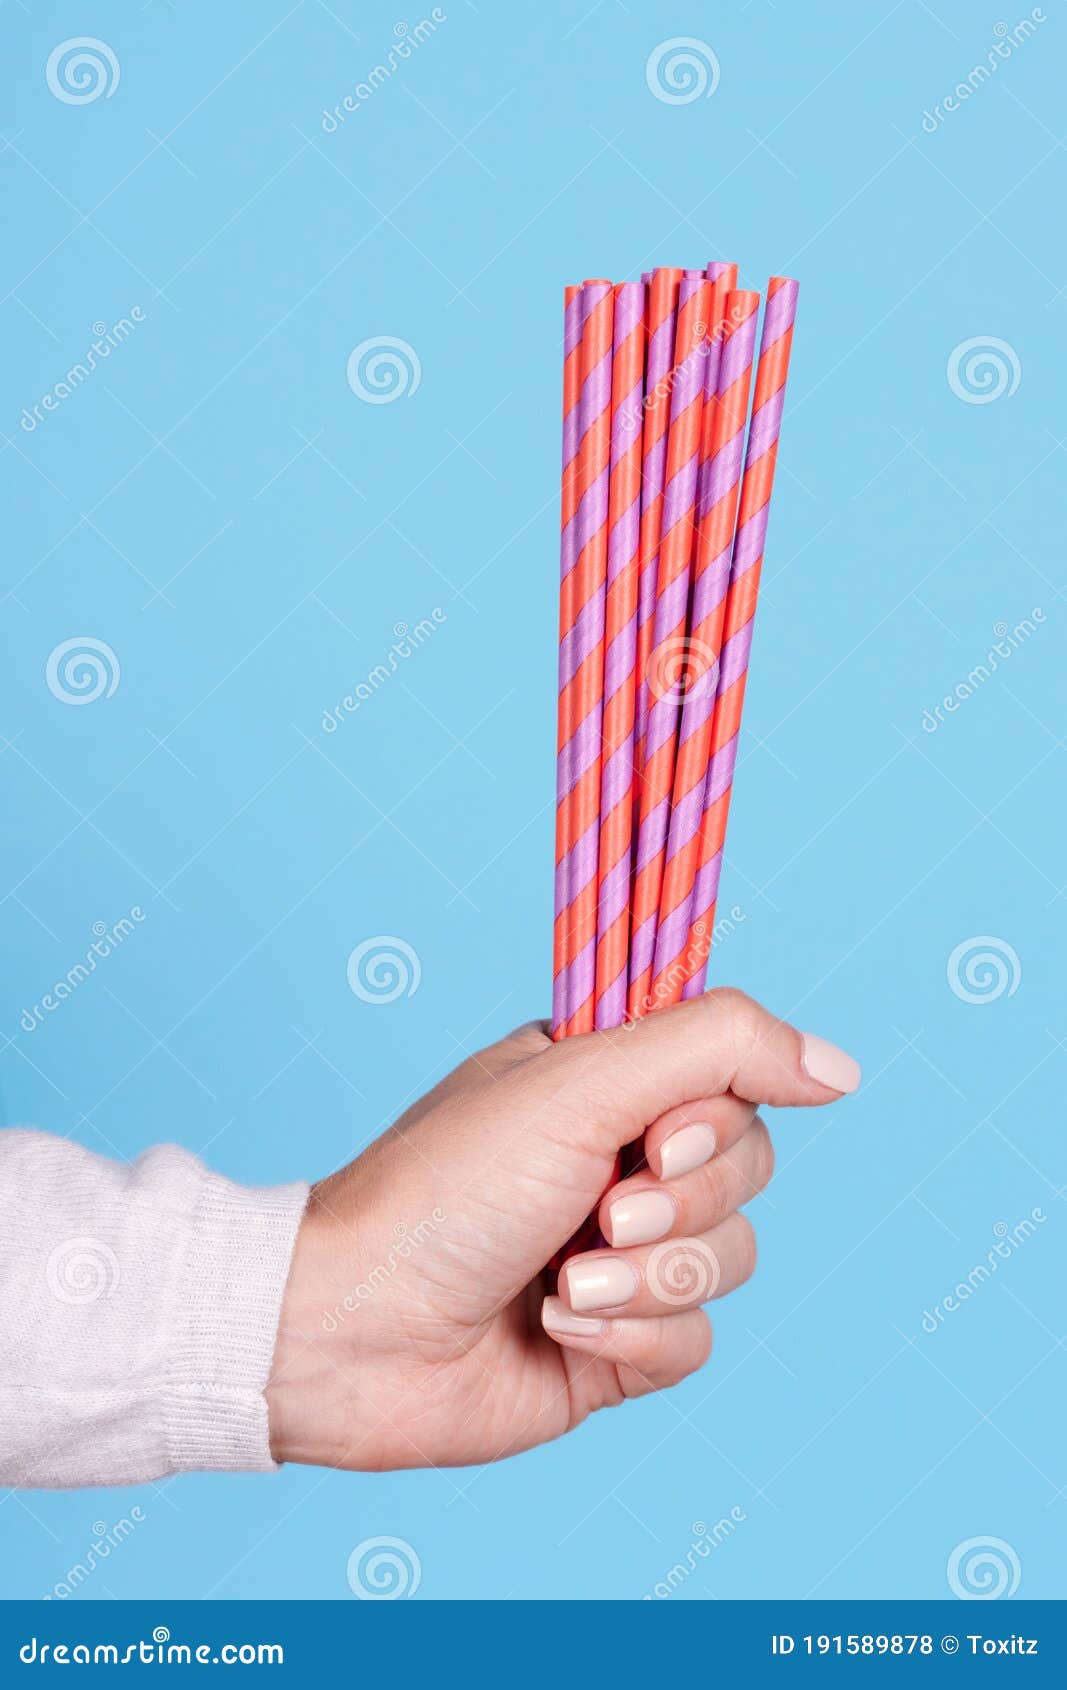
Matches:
[265,988,859,1472]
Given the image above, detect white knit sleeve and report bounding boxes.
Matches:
[0,1128,308,1489]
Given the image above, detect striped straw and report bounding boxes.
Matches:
[649,284,760,1007]
[627,270,710,1018]
[633,269,683,762]
[681,276,800,998]
[552,283,589,1032]
[592,281,647,1030]
[554,281,615,1035]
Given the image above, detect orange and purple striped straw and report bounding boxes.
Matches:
[681,275,799,998]
[627,269,710,1019]
[592,280,647,1030]
[553,281,615,1035]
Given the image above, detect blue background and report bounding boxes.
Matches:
[2,0,1064,1603]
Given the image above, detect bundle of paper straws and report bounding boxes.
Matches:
[552,264,798,1038]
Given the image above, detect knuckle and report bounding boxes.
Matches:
[749,1120,776,1194]
[732,1215,758,1284]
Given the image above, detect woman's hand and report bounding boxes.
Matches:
[265,988,859,1472]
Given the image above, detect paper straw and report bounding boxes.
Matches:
[553,280,615,1035]
[591,281,647,1031]
[552,283,589,1032]
[681,275,799,998]
[649,284,760,1007]
[626,270,710,1018]
[633,268,683,763]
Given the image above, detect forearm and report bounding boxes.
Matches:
[0,1128,308,1489]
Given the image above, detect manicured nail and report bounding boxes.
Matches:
[800,1033,861,1094]
[541,1295,605,1338]
[565,1256,639,1313]
[608,1189,675,1247]
[660,1122,717,1180]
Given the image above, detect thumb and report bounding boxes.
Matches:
[538,988,860,1155]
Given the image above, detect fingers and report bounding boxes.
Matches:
[541,1299,713,1396]
[599,1118,773,1247]
[529,989,860,1157]
[558,1211,757,1320]
[644,1090,757,1179]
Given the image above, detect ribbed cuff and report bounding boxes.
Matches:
[163,1167,309,1474]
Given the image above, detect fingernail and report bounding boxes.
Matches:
[541,1295,605,1337]
[660,1122,717,1179]
[608,1190,675,1247]
[565,1256,639,1313]
[800,1033,861,1094]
